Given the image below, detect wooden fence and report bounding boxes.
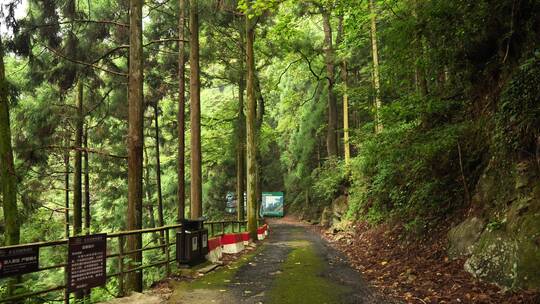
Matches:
[0,220,255,303]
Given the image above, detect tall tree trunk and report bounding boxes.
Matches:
[73,80,83,236]
[144,146,159,245]
[0,35,20,247]
[153,103,164,228]
[126,0,144,292]
[336,15,350,164]
[64,136,70,239]
[254,75,264,214]
[236,18,246,222]
[322,10,338,157]
[153,102,166,252]
[335,13,351,164]
[190,0,202,219]
[0,34,21,301]
[369,0,383,133]
[341,61,351,164]
[177,0,186,223]
[84,125,90,234]
[245,4,258,240]
[236,78,246,222]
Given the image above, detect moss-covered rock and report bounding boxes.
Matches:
[332,195,348,219]
[319,195,350,229]
[447,217,485,258]
[320,206,333,228]
[464,230,518,288]
[457,160,540,290]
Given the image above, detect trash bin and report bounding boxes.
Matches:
[176,218,208,266]
[199,228,209,257]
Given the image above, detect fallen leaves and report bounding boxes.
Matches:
[313,221,539,304]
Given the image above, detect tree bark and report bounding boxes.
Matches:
[254,75,264,213]
[322,10,338,157]
[154,102,166,251]
[236,76,246,221]
[0,35,20,247]
[245,4,258,240]
[190,0,202,219]
[236,18,246,222]
[144,146,159,245]
[177,0,186,223]
[84,125,90,234]
[73,80,83,236]
[369,0,383,133]
[64,136,70,239]
[126,0,144,292]
[341,61,351,164]
[154,103,164,229]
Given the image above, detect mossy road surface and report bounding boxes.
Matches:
[169,220,385,304]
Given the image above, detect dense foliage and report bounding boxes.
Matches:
[0,0,539,302]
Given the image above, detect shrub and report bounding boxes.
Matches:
[496,55,540,155]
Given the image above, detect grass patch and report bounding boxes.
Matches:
[268,244,350,304]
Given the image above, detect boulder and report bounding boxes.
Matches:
[447,217,485,259]
[320,207,333,228]
[332,195,348,219]
[458,160,540,290]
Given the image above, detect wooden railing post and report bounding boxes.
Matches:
[64,264,70,304]
[165,228,171,276]
[118,235,125,297]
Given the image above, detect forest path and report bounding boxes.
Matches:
[168,218,384,304]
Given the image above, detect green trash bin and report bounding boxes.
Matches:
[177,218,207,266]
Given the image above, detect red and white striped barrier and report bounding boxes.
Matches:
[241,232,251,245]
[212,225,270,258]
[221,233,244,254]
[205,237,222,263]
[257,225,267,241]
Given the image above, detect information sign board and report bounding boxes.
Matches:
[0,245,39,278]
[67,234,107,292]
[261,192,284,217]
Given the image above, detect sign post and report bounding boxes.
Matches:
[0,245,39,278]
[67,234,107,293]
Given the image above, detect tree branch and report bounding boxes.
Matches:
[297,50,324,81]
[274,57,303,89]
[36,145,127,159]
[41,43,128,77]
[144,38,188,47]
[33,19,129,29]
